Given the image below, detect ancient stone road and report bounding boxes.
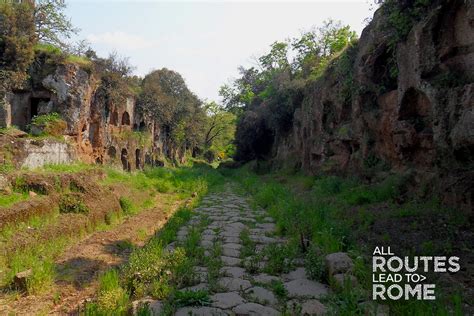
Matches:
[140,186,330,315]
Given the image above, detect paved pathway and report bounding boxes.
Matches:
[142,186,329,315]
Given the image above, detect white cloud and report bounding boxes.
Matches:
[86,31,157,50]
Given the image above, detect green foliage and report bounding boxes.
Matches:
[95,269,130,315]
[203,101,236,161]
[263,243,297,274]
[138,68,205,150]
[305,245,325,281]
[119,197,135,215]
[33,0,78,49]
[270,280,288,300]
[28,112,67,137]
[58,193,89,214]
[173,290,210,307]
[0,2,36,89]
[0,192,29,208]
[221,20,357,161]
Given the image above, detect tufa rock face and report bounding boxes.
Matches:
[269,0,473,212]
[1,61,184,170]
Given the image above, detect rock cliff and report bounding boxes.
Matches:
[1,60,183,170]
[265,0,473,211]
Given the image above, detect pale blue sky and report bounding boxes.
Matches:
[65,1,375,102]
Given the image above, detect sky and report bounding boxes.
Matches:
[65,1,376,102]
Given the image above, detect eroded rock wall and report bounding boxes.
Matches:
[273,0,474,211]
[1,62,179,170]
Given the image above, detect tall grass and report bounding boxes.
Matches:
[227,164,464,315]
[85,164,225,313]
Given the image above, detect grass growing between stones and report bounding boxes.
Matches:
[84,165,225,315]
[225,165,467,315]
[0,163,224,308]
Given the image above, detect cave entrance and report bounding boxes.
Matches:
[121,148,129,171]
[108,146,116,159]
[29,97,49,121]
[110,111,119,126]
[397,88,433,164]
[122,111,130,125]
[135,148,141,169]
[145,153,152,166]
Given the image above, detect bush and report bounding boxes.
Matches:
[119,196,134,214]
[59,193,89,214]
[29,112,67,137]
[95,269,129,314]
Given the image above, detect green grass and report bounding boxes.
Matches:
[173,289,210,307]
[0,191,29,208]
[39,162,96,173]
[119,196,135,215]
[0,207,60,241]
[87,165,226,313]
[227,164,466,315]
[2,236,72,294]
[85,269,129,315]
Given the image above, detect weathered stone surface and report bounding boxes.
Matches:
[325,252,354,276]
[221,256,241,266]
[175,306,228,316]
[359,301,390,316]
[131,298,163,315]
[13,269,32,292]
[286,299,327,316]
[222,246,240,258]
[218,277,252,291]
[210,292,245,309]
[233,302,279,316]
[220,266,246,278]
[245,286,278,306]
[0,175,11,194]
[284,279,329,298]
[283,267,307,281]
[252,273,280,284]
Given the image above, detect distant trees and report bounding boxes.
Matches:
[221,19,358,161]
[202,101,236,160]
[139,69,206,153]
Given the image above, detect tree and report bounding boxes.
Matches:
[139,69,205,151]
[34,0,78,49]
[203,101,236,157]
[221,20,358,162]
[0,2,36,89]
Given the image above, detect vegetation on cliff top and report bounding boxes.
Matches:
[219,19,357,161]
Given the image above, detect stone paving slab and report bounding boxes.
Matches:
[139,186,330,315]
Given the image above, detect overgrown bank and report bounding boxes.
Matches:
[223,164,471,315]
[0,162,224,314]
[223,0,474,212]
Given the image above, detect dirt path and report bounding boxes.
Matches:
[1,195,182,315]
[138,186,330,315]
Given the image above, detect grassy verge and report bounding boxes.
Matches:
[0,163,223,300]
[84,164,225,315]
[223,164,466,315]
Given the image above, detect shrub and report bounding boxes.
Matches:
[174,290,210,307]
[59,193,89,214]
[119,196,134,214]
[96,269,129,314]
[305,245,326,281]
[29,112,67,137]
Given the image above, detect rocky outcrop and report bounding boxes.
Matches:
[271,0,473,211]
[0,61,183,170]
